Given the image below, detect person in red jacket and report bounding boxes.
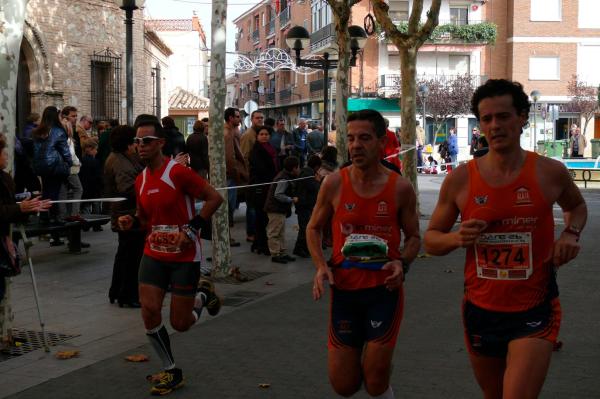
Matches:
[382,118,401,171]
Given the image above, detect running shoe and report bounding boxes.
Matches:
[150,368,184,396]
[198,279,222,316]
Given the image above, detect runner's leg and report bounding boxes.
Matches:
[362,343,395,397]
[468,354,505,399]
[328,348,362,397]
[169,295,196,332]
[140,283,174,370]
[503,338,553,399]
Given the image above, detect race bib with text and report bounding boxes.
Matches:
[474,232,533,280]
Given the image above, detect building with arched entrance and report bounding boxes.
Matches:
[15,0,170,136]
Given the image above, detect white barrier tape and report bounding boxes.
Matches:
[215,176,315,191]
[17,197,127,204]
[383,145,416,161]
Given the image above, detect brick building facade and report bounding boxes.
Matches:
[16,0,170,134]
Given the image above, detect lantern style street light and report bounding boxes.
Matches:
[530,89,541,152]
[118,0,138,126]
[286,25,367,144]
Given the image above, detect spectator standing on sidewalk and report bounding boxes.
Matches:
[79,141,103,220]
[307,125,325,156]
[264,156,300,264]
[293,154,322,258]
[104,125,144,308]
[161,116,187,158]
[186,120,210,179]
[292,119,309,165]
[224,108,247,245]
[240,110,264,243]
[118,118,223,396]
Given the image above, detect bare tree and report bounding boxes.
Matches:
[372,0,441,196]
[567,75,599,136]
[417,74,477,135]
[326,0,360,165]
[207,0,232,277]
[0,0,29,349]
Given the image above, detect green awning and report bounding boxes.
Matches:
[348,98,400,112]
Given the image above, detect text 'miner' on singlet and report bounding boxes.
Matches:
[331,167,402,290]
[136,158,207,263]
[462,151,556,312]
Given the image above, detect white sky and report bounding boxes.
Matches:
[144,0,257,72]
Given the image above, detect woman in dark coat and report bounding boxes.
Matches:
[103,126,145,308]
[248,126,279,255]
[0,135,51,300]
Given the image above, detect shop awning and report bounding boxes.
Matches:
[348,98,400,113]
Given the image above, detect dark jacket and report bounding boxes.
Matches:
[295,166,320,211]
[249,142,278,209]
[79,154,103,199]
[0,172,28,236]
[186,132,209,175]
[32,126,73,177]
[264,169,295,215]
[103,151,144,231]
[163,127,186,158]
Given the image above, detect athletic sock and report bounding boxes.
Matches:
[146,324,175,370]
[369,386,394,399]
[192,292,207,321]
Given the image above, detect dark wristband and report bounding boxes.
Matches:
[189,215,209,232]
[400,257,410,275]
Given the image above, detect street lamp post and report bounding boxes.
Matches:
[286,25,367,145]
[418,83,429,144]
[530,89,541,153]
[118,0,138,126]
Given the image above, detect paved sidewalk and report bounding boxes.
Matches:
[1,176,599,398]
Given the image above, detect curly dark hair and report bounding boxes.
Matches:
[471,79,531,120]
[110,125,136,153]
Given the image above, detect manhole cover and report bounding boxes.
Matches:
[1,328,80,360]
[223,290,266,307]
[209,271,271,285]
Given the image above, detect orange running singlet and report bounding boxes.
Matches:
[462,151,556,312]
[330,167,402,290]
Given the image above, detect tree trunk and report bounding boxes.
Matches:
[399,47,419,196]
[207,0,231,277]
[0,0,28,349]
[333,11,350,165]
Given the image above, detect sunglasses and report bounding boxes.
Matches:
[134,136,161,145]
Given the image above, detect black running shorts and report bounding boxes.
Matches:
[328,285,404,350]
[138,255,200,297]
[463,298,561,358]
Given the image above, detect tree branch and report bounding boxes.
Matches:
[408,0,442,48]
[371,0,410,48]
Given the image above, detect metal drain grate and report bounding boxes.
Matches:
[223,290,266,307]
[209,271,271,285]
[0,328,80,360]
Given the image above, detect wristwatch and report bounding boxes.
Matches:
[563,225,581,241]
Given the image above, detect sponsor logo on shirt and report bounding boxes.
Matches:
[376,201,389,217]
[147,188,160,195]
[474,195,488,205]
[370,320,383,329]
[514,186,533,206]
[344,203,356,211]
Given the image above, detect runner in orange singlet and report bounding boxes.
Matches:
[424,79,587,399]
[307,110,420,398]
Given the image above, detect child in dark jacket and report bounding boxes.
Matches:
[293,154,322,258]
[79,141,103,227]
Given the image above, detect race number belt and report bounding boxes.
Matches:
[340,234,389,270]
[474,232,533,280]
[149,225,182,254]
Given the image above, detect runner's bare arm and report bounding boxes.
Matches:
[398,180,420,264]
[307,173,339,299]
[424,166,479,255]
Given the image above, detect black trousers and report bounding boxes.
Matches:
[109,230,146,303]
[294,208,312,253]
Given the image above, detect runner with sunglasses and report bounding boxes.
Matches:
[118,118,223,396]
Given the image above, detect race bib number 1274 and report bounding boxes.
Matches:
[474,232,533,280]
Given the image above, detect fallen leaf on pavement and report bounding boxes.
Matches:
[258,383,271,389]
[265,281,274,286]
[125,354,149,362]
[56,350,79,359]
[444,269,454,273]
[417,253,432,258]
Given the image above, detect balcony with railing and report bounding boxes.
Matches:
[278,88,292,104]
[377,74,488,98]
[252,29,260,43]
[279,7,291,28]
[265,91,276,105]
[386,20,496,44]
[266,19,275,37]
[310,23,336,53]
[309,78,336,99]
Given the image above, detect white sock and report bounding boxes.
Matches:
[369,386,394,399]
